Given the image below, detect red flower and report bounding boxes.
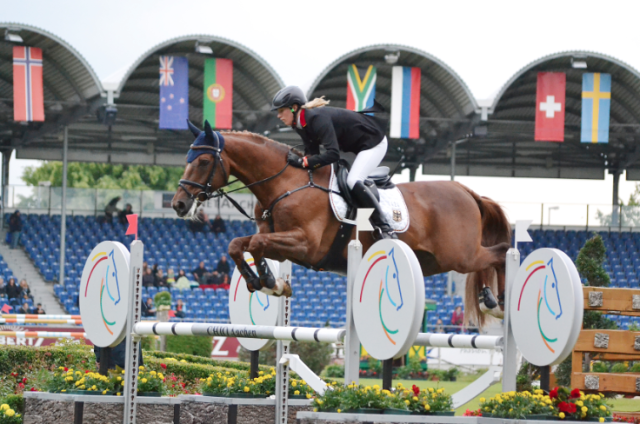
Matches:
[160,364,167,370]
[412,385,420,396]
[64,367,68,372]
[22,377,27,383]
[549,387,559,399]
[85,370,89,374]
[30,387,37,392]
[559,402,577,414]
[570,388,581,399]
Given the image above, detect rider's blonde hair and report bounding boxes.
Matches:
[302,96,330,109]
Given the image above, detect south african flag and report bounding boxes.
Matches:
[346,64,376,112]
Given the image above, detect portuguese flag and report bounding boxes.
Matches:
[203,58,233,129]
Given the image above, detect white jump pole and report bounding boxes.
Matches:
[343,239,362,385]
[502,246,520,392]
[275,260,292,424]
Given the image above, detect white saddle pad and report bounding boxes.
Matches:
[328,164,410,233]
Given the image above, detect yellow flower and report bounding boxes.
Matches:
[559,412,565,419]
[424,405,431,411]
[428,388,434,393]
[150,371,157,376]
[313,408,318,413]
[582,407,588,413]
[0,405,8,411]
[244,386,250,393]
[291,381,297,388]
[5,409,15,417]
[480,397,486,403]
[599,418,605,423]
[373,384,380,390]
[141,378,147,383]
[437,388,445,393]
[102,390,107,395]
[294,390,300,395]
[600,406,607,411]
[337,409,342,413]
[577,401,584,407]
[121,370,125,374]
[316,399,323,405]
[259,371,264,375]
[413,396,418,401]
[306,394,311,399]
[117,392,121,396]
[180,360,187,363]
[139,366,145,371]
[404,400,410,405]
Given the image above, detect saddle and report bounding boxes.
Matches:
[335,159,395,220]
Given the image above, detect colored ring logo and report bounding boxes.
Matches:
[85,250,122,335]
[232,259,271,325]
[207,83,225,103]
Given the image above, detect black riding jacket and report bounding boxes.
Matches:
[294,106,385,169]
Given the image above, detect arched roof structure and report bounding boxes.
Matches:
[434,51,640,180]
[15,34,285,166]
[305,44,478,169]
[0,22,103,156]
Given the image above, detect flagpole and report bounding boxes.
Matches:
[59,126,68,288]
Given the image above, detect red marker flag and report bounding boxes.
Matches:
[168,310,176,318]
[535,72,566,142]
[125,214,139,240]
[1,304,13,313]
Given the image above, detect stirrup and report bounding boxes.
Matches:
[373,226,398,241]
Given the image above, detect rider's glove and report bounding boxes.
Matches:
[287,150,306,168]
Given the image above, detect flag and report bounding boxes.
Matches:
[581,73,611,143]
[390,66,421,139]
[203,58,233,129]
[346,65,376,111]
[13,46,44,122]
[168,310,176,318]
[125,214,138,240]
[1,304,12,313]
[159,56,189,130]
[534,72,566,142]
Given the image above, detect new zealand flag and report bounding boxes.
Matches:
[159,56,189,130]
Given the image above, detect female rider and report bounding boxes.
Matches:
[271,85,396,240]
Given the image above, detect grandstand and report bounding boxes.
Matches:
[8,213,640,332]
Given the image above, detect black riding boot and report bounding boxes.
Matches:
[350,180,398,240]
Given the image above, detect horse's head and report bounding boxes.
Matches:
[172,120,229,218]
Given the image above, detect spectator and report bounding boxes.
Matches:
[174,270,191,290]
[141,298,156,318]
[212,214,226,235]
[435,319,445,333]
[155,269,167,288]
[18,302,31,314]
[104,197,121,222]
[6,278,20,300]
[118,203,134,225]
[166,268,176,286]
[175,299,186,319]
[142,268,155,288]
[20,292,31,305]
[188,210,212,233]
[142,261,149,274]
[0,277,5,296]
[34,303,46,314]
[451,306,464,334]
[19,279,32,300]
[8,210,23,249]
[216,255,231,277]
[208,271,224,286]
[192,261,208,284]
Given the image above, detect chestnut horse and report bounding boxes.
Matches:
[172,125,511,327]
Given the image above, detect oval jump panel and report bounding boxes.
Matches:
[353,239,425,360]
[229,253,281,351]
[511,248,583,366]
[79,241,130,347]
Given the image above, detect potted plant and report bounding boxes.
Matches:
[137,366,164,397]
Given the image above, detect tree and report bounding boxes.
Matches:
[575,235,610,287]
[21,162,184,191]
[596,183,640,226]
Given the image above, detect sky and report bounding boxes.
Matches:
[4,0,640,222]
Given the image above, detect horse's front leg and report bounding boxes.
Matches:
[228,235,262,293]
[246,228,310,297]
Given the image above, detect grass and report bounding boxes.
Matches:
[334,373,640,415]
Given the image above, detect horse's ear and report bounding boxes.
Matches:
[204,120,214,138]
[187,119,201,138]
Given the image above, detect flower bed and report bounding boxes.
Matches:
[479,387,612,421]
[198,368,316,399]
[311,383,453,415]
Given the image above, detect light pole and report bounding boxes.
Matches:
[548,206,559,226]
[450,138,468,181]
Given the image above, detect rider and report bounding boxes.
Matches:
[271,85,397,240]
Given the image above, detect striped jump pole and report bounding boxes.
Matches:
[0,330,86,339]
[1,314,82,320]
[134,322,346,344]
[413,333,503,349]
[0,318,82,325]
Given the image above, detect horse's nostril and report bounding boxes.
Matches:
[174,201,186,213]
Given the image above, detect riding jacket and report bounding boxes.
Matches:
[294,106,386,169]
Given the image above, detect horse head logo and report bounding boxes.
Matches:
[106,250,122,306]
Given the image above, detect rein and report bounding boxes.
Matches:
[179,139,335,225]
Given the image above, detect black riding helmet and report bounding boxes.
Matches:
[271,86,307,111]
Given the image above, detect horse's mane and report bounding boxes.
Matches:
[221,130,303,156]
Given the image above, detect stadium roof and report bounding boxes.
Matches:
[301,44,478,170]
[423,51,640,181]
[11,34,285,166]
[0,22,104,157]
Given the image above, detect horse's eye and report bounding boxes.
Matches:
[199,160,210,167]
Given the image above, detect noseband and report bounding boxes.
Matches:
[178,138,228,205]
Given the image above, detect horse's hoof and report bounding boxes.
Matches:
[479,287,498,309]
[260,274,276,290]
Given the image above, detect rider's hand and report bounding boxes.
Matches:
[287,150,305,168]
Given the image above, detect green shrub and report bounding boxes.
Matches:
[165,335,213,358]
[443,367,460,381]
[592,361,608,373]
[144,351,271,372]
[367,357,381,374]
[610,362,628,373]
[555,356,572,386]
[576,235,610,287]
[322,364,344,378]
[154,291,172,307]
[629,362,640,373]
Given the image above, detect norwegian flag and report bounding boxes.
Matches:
[159,56,175,86]
[534,72,565,142]
[13,46,44,122]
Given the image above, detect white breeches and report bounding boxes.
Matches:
[346,137,388,190]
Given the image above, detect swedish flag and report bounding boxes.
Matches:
[581,73,611,143]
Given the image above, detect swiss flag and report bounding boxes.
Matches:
[535,72,566,142]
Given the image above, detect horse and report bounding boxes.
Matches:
[171,121,511,327]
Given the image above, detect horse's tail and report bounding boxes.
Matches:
[460,185,511,328]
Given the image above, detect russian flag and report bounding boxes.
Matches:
[390,66,421,139]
